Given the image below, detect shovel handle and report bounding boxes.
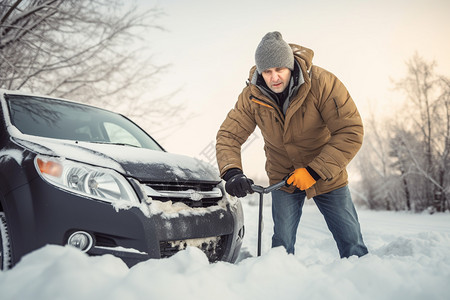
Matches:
[251,180,286,194]
[251,180,286,257]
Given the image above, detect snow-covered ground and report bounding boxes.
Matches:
[1,194,449,300]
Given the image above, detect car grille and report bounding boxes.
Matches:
[143,182,223,208]
[160,234,228,262]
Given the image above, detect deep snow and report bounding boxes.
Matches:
[1,193,449,300]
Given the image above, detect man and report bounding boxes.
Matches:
[216,31,368,258]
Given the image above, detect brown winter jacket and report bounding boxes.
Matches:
[216,44,363,198]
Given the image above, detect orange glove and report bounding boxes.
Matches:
[286,168,316,190]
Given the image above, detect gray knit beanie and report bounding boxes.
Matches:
[255,31,294,74]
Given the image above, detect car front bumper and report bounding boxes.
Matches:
[4,176,244,267]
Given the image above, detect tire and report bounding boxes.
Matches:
[0,212,12,270]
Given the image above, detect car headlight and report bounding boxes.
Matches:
[35,155,139,204]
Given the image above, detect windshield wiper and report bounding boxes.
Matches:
[81,141,141,148]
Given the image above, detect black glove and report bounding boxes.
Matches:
[223,168,254,198]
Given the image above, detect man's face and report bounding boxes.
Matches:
[261,67,291,93]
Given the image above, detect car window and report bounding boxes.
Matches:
[6,94,163,151]
[104,122,142,147]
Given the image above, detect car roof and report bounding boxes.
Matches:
[0,89,115,114]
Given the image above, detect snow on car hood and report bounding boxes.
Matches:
[13,136,221,183]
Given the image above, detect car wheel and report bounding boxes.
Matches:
[0,212,12,270]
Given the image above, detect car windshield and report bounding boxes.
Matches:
[6,94,163,151]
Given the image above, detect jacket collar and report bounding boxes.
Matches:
[250,60,305,115]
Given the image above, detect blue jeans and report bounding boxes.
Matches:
[271,185,368,258]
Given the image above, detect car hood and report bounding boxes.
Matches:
[13,136,221,183]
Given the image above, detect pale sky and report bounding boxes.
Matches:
[138,0,450,183]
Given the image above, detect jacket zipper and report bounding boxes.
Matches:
[250,95,285,123]
[332,98,340,117]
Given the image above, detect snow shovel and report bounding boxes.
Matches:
[251,180,286,256]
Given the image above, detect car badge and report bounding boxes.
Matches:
[189,191,203,201]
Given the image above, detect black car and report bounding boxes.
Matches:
[0,89,244,269]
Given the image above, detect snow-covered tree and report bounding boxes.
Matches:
[0,0,176,123]
[355,54,449,212]
[392,54,450,212]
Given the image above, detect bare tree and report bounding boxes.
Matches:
[390,54,450,212]
[352,103,406,210]
[355,54,450,212]
[388,127,430,211]
[0,0,182,131]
